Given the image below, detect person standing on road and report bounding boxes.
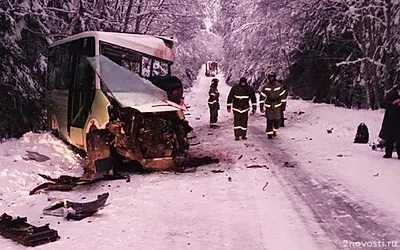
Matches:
[208,78,220,128]
[227,77,257,140]
[259,71,286,139]
[379,84,400,159]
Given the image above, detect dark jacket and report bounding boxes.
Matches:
[379,88,400,141]
[208,87,220,110]
[227,84,257,112]
[259,80,286,119]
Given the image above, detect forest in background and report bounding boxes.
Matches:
[216,0,400,109]
[0,0,219,139]
[2,0,400,139]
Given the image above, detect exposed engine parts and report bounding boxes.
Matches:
[83,106,192,179]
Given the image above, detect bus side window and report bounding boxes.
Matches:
[69,37,95,128]
[74,38,95,90]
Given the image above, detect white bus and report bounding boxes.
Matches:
[46,31,191,174]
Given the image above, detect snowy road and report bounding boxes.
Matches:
[182,66,400,249]
[1,66,400,249]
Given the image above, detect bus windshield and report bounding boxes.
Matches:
[87,55,167,106]
[100,42,170,78]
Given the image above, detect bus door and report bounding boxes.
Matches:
[68,37,95,148]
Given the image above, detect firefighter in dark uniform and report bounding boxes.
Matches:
[259,71,286,139]
[278,80,288,127]
[208,78,220,128]
[227,77,257,140]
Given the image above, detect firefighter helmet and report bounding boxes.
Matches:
[267,71,277,77]
[212,78,219,84]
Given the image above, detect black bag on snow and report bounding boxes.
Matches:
[354,123,369,143]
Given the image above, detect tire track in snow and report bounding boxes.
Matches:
[250,126,400,249]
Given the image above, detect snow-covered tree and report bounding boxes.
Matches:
[288,0,400,109]
[217,0,311,89]
[218,0,400,109]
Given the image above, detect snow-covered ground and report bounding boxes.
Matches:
[280,100,400,220]
[0,65,400,249]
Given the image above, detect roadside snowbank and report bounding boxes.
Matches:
[281,99,400,222]
[0,132,82,205]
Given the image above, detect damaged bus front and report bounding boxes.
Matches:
[83,56,192,177]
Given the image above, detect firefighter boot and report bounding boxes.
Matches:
[383,142,394,158]
[235,137,240,141]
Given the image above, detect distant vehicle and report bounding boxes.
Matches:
[205,61,218,77]
[46,31,192,175]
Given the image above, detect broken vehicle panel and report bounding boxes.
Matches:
[82,56,192,179]
[43,193,109,221]
[0,213,60,247]
[29,173,129,195]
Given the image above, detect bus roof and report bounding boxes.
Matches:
[49,31,176,62]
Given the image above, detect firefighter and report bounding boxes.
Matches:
[227,77,257,140]
[379,84,400,159]
[208,78,220,128]
[278,80,288,127]
[259,71,286,139]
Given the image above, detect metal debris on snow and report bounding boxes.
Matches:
[23,151,50,162]
[43,193,109,221]
[262,182,269,191]
[283,162,296,168]
[0,213,60,247]
[211,170,224,173]
[247,165,269,169]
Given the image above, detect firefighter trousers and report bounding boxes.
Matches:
[210,108,218,126]
[233,110,249,138]
[281,109,285,126]
[385,139,400,158]
[266,119,281,135]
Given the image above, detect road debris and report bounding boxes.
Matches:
[283,162,296,168]
[0,213,60,246]
[246,165,269,169]
[43,193,109,221]
[373,173,379,177]
[29,173,128,195]
[326,128,334,134]
[238,155,243,160]
[228,177,232,182]
[23,151,50,162]
[262,182,269,191]
[211,170,224,173]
